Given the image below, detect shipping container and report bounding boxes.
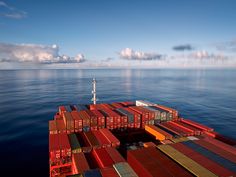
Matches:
[91,110,105,129]
[59,133,72,158]
[113,162,138,177]
[105,147,126,163]
[157,144,217,177]
[100,167,119,177]
[83,131,100,148]
[182,141,236,172]
[85,110,98,131]
[68,133,81,153]
[143,142,156,147]
[110,103,124,109]
[99,129,120,147]
[145,125,172,140]
[59,106,67,115]
[128,147,194,177]
[79,111,91,132]
[56,119,67,134]
[75,104,88,111]
[92,148,114,168]
[72,153,90,174]
[180,119,214,132]
[63,112,74,133]
[92,130,111,148]
[83,169,102,177]
[171,142,235,177]
[49,120,58,134]
[71,111,83,132]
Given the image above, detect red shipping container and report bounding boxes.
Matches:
[99,129,120,147]
[92,130,111,148]
[174,121,202,135]
[72,153,90,174]
[59,133,71,158]
[91,110,105,129]
[49,120,58,134]
[54,114,62,120]
[62,112,74,133]
[49,134,60,163]
[85,110,98,130]
[84,131,100,148]
[71,111,83,132]
[193,140,236,163]
[100,167,119,177]
[203,136,236,155]
[105,147,125,163]
[56,119,66,134]
[111,102,124,109]
[79,110,90,128]
[171,142,235,177]
[92,148,114,168]
[59,106,67,115]
[180,118,214,132]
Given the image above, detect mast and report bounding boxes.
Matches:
[92,78,97,104]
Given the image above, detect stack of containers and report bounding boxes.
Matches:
[116,108,141,128]
[129,106,149,127]
[114,109,128,129]
[100,109,121,129]
[49,120,57,134]
[56,119,67,134]
[72,153,90,174]
[75,104,88,111]
[83,131,101,148]
[137,106,155,125]
[100,129,120,147]
[143,106,161,124]
[116,108,134,128]
[161,122,193,137]
[110,102,124,109]
[79,110,91,132]
[71,111,83,132]
[119,101,135,107]
[63,112,74,133]
[68,133,82,153]
[127,147,194,177]
[59,106,67,115]
[85,110,98,131]
[92,130,111,148]
[91,110,105,129]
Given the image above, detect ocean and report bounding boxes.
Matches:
[0,69,235,176]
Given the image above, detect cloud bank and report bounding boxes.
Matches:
[215,39,236,52]
[173,44,194,51]
[0,1,27,19]
[0,43,85,63]
[119,48,163,60]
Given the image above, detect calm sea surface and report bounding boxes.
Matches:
[0,69,236,176]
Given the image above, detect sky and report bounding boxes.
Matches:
[0,0,236,68]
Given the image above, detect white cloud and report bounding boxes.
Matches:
[0,1,27,19]
[119,48,163,60]
[0,43,86,64]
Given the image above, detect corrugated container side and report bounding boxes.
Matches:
[49,120,58,134]
[171,142,235,177]
[180,119,214,132]
[157,144,217,177]
[84,131,100,148]
[59,133,71,158]
[105,147,126,163]
[100,167,119,177]
[72,153,90,174]
[56,119,67,134]
[194,139,236,163]
[203,136,236,155]
[99,129,120,147]
[91,110,105,129]
[92,148,114,168]
[113,162,138,177]
[63,112,74,133]
[163,122,191,136]
[71,111,83,132]
[145,125,173,140]
[68,133,81,153]
[59,106,67,115]
[92,130,111,147]
[182,141,236,172]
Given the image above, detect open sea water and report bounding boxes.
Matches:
[0,69,235,176]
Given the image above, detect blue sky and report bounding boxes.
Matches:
[0,0,236,68]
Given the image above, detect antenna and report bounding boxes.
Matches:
[91,78,97,104]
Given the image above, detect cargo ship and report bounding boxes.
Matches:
[49,79,236,177]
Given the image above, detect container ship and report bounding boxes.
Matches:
[49,79,236,177]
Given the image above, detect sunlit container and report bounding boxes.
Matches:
[79,110,90,132]
[122,107,141,128]
[68,133,81,153]
[113,162,138,177]
[91,110,105,129]
[180,118,214,132]
[182,141,236,172]
[100,129,120,147]
[62,112,74,133]
[116,108,134,127]
[145,125,172,140]
[59,106,67,115]
[71,111,83,132]
[72,152,90,174]
[171,142,234,177]
[49,120,58,134]
[128,147,194,177]
[100,167,119,177]
[157,145,217,177]
[161,122,191,136]
[92,130,111,148]
[92,148,114,168]
[203,136,236,155]
[85,110,98,131]
[56,119,67,134]
[143,142,156,147]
